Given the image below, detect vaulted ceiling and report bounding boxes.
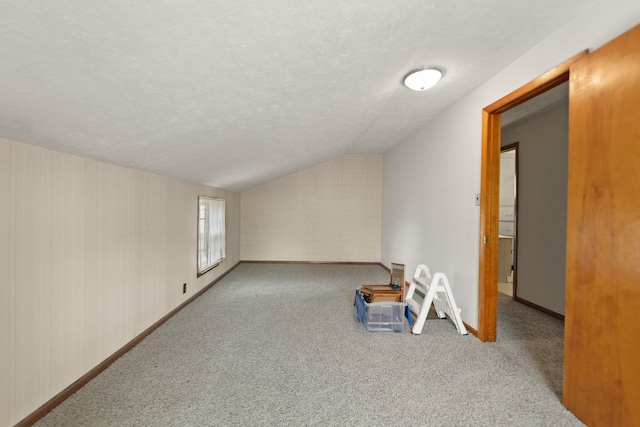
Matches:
[0,1,597,191]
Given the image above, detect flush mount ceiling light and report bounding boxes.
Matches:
[403,67,444,91]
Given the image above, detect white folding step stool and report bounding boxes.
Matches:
[405,264,468,335]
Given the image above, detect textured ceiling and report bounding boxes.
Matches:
[0,1,597,191]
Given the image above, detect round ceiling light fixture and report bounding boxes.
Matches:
[403,67,444,91]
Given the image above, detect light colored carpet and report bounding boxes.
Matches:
[35,263,583,426]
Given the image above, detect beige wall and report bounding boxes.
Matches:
[0,137,240,426]
[241,154,382,262]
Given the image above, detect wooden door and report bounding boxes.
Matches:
[564,24,640,426]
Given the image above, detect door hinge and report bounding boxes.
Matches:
[483,236,489,244]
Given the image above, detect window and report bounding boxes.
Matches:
[198,196,225,275]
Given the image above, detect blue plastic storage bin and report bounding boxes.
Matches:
[354,289,406,332]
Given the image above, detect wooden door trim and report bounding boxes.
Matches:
[477,50,587,342]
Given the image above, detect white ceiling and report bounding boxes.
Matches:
[0,1,597,191]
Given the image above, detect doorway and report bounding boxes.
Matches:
[501,84,569,319]
[479,25,640,425]
[498,144,517,298]
[476,51,586,342]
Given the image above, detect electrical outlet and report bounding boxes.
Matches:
[183,283,187,294]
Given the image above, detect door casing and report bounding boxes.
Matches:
[477,51,587,342]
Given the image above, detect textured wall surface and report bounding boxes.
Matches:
[241,154,382,262]
[0,137,240,427]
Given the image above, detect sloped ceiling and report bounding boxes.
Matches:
[0,1,597,191]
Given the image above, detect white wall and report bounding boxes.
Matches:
[381,0,640,330]
[0,137,240,427]
[241,154,382,262]
[503,99,568,315]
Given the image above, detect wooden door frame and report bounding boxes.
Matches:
[477,51,587,342]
